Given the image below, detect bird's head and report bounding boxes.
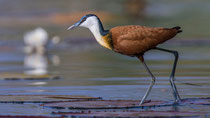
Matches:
[68,14,99,30]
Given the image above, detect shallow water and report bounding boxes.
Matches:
[0,0,210,117]
[0,40,210,116]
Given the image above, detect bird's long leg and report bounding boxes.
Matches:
[155,47,181,102]
[138,56,156,105]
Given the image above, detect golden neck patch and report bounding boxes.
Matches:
[88,24,113,50]
[100,34,113,50]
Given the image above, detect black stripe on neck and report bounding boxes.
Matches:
[96,16,109,36]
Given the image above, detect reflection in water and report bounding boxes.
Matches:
[24,53,48,76]
[23,52,60,88]
[24,52,60,76]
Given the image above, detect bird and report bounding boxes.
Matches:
[24,27,61,54]
[68,14,182,105]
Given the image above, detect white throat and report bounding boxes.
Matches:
[80,17,109,49]
[88,23,102,42]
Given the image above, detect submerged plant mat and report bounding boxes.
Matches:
[0,73,60,80]
[0,116,60,118]
[44,97,210,109]
[43,100,167,109]
[53,110,206,117]
[181,97,210,105]
[0,95,101,103]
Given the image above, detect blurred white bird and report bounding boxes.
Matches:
[24,27,60,54]
[24,27,48,54]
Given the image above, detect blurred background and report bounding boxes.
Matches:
[0,0,210,111]
[1,0,210,40]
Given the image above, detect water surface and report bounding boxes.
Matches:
[0,41,209,116]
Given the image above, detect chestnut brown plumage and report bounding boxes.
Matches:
[110,25,181,57]
[68,14,182,105]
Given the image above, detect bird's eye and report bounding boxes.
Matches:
[81,18,86,23]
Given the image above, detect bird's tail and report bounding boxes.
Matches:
[172,26,182,33]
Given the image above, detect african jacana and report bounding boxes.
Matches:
[68,14,182,105]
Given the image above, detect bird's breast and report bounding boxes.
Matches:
[94,34,113,50]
